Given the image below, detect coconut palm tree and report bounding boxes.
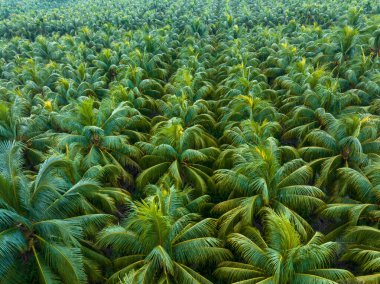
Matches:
[97,187,231,283]
[0,95,56,166]
[220,119,282,147]
[282,107,335,145]
[0,141,114,284]
[136,118,219,193]
[213,144,324,237]
[55,97,146,186]
[155,95,217,130]
[321,164,380,239]
[299,114,380,187]
[341,226,380,283]
[215,209,354,284]
[220,94,279,124]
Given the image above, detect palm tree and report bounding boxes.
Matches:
[55,97,145,186]
[62,63,109,99]
[136,118,219,193]
[321,165,380,240]
[0,95,56,166]
[278,75,361,116]
[282,107,336,145]
[220,94,279,124]
[333,25,360,64]
[92,48,120,84]
[341,226,380,283]
[107,83,158,118]
[215,120,282,169]
[97,187,231,283]
[220,119,281,147]
[156,95,217,130]
[299,114,380,187]
[165,66,215,101]
[142,183,213,217]
[118,48,168,97]
[213,144,324,237]
[215,209,354,284]
[0,141,114,283]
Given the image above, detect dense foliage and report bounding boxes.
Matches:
[0,0,380,283]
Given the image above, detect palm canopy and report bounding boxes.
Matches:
[213,143,324,237]
[136,118,219,193]
[97,186,231,283]
[55,97,146,185]
[215,120,282,170]
[220,93,279,124]
[0,95,56,166]
[321,164,380,240]
[299,114,380,187]
[282,107,335,144]
[155,95,217,130]
[0,0,380,283]
[165,65,215,101]
[341,226,380,281]
[215,209,354,284]
[220,119,282,148]
[0,141,116,284]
